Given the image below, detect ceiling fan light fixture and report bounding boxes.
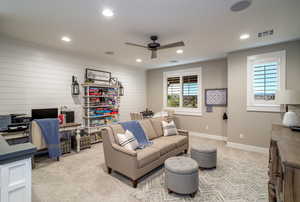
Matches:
[102,8,114,17]
[125,36,185,59]
[176,49,183,54]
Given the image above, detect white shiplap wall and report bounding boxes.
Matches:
[0,36,146,122]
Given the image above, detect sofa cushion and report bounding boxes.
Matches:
[150,117,164,137]
[137,147,160,168]
[162,135,188,148]
[116,130,139,151]
[110,124,125,144]
[162,120,178,136]
[139,119,158,140]
[151,138,177,156]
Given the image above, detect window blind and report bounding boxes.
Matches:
[253,62,278,100]
[167,77,180,95]
[182,75,198,108]
[183,75,198,96]
[167,77,180,107]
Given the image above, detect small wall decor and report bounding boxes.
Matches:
[85,68,111,83]
[223,112,228,120]
[110,77,118,85]
[205,88,227,106]
[72,76,80,95]
[117,81,124,96]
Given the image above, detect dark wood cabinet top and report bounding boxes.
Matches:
[272,123,300,169]
[59,123,81,128]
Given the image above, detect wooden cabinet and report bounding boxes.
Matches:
[269,124,300,202]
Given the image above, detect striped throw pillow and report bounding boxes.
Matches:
[162,121,178,136]
[117,130,139,151]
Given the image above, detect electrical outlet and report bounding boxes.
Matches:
[239,134,244,139]
[206,125,209,130]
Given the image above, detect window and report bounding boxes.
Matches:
[163,68,202,115]
[247,51,286,112]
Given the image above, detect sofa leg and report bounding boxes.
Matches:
[132,179,138,188]
[107,167,112,174]
[190,191,197,198]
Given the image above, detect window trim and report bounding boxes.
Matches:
[163,67,202,116]
[247,50,286,112]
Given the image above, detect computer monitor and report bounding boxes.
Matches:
[31,108,58,120]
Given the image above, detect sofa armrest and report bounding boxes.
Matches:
[178,129,189,136]
[111,144,137,157]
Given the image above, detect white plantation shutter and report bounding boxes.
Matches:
[253,62,278,101]
[167,77,180,107]
[182,75,198,108]
[167,77,180,95]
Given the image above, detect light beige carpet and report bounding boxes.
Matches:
[32,136,268,202]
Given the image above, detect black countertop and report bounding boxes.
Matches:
[0,135,36,164]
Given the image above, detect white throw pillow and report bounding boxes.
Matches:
[162,120,178,136]
[117,130,139,151]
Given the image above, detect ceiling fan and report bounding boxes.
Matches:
[125,36,185,59]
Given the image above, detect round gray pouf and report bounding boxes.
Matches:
[165,157,199,197]
[191,145,217,169]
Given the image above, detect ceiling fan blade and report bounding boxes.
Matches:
[151,50,157,59]
[125,42,147,48]
[158,41,185,50]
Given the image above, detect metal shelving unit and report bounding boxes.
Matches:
[82,83,120,144]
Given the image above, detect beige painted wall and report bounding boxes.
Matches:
[227,40,300,148]
[147,59,228,137]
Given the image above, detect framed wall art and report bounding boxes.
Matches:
[85,68,111,83]
[205,88,227,106]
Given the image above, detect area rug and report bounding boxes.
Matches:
[131,156,268,202]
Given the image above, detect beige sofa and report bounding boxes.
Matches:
[102,117,189,188]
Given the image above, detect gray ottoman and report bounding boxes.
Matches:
[165,157,199,197]
[191,145,217,169]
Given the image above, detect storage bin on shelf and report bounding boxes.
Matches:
[60,131,72,154]
[71,130,91,150]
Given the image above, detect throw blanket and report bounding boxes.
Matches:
[35,118,61,159]
[120,121,152,149]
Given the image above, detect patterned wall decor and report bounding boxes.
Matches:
[205,88,227,106]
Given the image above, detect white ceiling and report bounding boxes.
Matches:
[0,0,299,69]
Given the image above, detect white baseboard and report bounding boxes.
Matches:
[226,142,269,154]
[190,132,228,141]
[189,131,269,154]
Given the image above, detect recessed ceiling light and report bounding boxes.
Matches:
[61,36,71,42]
[136,58,142,63]
[102,9,114,17]
[230,0,252,12]
[176,49,183,54]
[240,33,250,40]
